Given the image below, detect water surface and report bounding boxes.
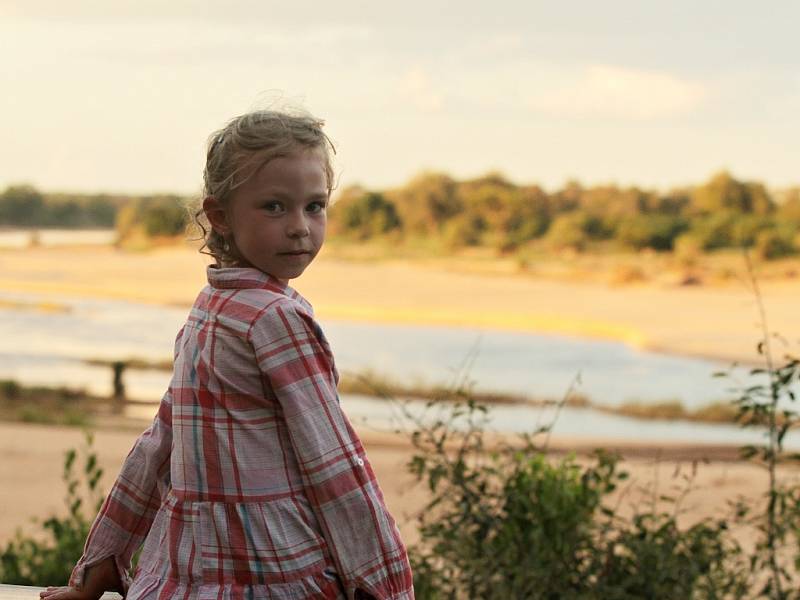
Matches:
[0,289,788,445]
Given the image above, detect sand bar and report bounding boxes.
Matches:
[0,245,798,366]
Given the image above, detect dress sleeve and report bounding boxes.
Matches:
[69,328,182,594]
[249,302,414,600]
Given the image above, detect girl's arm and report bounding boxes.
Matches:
[67,393,173,595]
[251,303,414,600]
[67,327,183,596]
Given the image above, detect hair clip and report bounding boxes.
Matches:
[211,132,225,152]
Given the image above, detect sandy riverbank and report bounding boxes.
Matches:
[2,419,797,550]
[0,244,798,366]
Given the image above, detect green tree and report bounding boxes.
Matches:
[691,171,774,215]
[140,196,188,237]
[652,188,691,215]
[504,185,551,248]
[686,211,738,250]
[580,185,650,218]
[332,189,401,240]
[754,229,796,260]
[0,184,46,226]
[390,172,461,236]
[441,214,486,249]
[48,200,83,228]
[777,188,800,223]
[615,215,689,251]
[545,211,602,251]
[551,179,583,213]
[85,196,118,227]
[457,173,532,251]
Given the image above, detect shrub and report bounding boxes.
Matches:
[0,432,104,586]
[687,212,737,250]
[405,398,747,599]
[614,215,689,251]
[753,229,796,260]
[673,233,704,266]
[115,196,188,244]
[140,197,188,237]
[545,212,602,251]
[441,214,486,249]
[335,191,401,240]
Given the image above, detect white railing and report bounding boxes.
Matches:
[0,585,121,599]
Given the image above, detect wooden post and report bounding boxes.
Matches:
[111,361,126,414]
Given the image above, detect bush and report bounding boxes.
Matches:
[441,214,486,249]
[545,212,602,251]
[673,233,703,266]
[614,215,689,251]
[115,196,188,244]
[335,191,401,240]
[405,399,747,599]
[0,379,21,400]
[687,212,737,250]
[141,197,188,237]
[754,229,797,260]
[0,432,104,586]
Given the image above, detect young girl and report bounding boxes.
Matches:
[40,109,414,600]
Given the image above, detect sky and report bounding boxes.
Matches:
[1,1,798,196]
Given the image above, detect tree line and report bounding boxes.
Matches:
[3,171,800,259]
[328,170,800,259]
[0,185,118,228]
[0,185,187,239]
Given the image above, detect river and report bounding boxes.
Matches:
[1,287,792,447]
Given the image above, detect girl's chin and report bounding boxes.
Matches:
[264,264,310,282]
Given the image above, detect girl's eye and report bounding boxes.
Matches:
[306,201,327,214]
[263,201,283,213]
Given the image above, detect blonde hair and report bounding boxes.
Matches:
[193,108,335,266]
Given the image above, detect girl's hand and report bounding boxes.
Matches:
[39,556,122,600]
[39,586,100,600]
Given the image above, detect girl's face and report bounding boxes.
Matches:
[205,149,329,283]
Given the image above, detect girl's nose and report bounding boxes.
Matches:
[286,213,310,238]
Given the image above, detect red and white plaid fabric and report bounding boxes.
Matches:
[70,266,414,599]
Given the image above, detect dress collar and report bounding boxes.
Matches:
[206,265,293,296]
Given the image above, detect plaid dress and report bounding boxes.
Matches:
[69,266,414,599]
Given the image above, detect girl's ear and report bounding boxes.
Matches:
[203,196,230,235]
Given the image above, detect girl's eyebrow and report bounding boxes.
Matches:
[261,191,328,202]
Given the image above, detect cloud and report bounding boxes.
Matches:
[397,67,446,112]
[527,65,707,120]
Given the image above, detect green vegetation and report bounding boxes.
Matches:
[115,195,189,245]
[0,432,105,586]
[5,172,799,263]
[0,185,118,229]
[329,171,800,260]
[0,184,190,247]
[720,255,800,598]
[405,341,800,598]
[0,380,96,427]
[407,399,750,598]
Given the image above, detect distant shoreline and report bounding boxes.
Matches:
[0,244,798,368]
